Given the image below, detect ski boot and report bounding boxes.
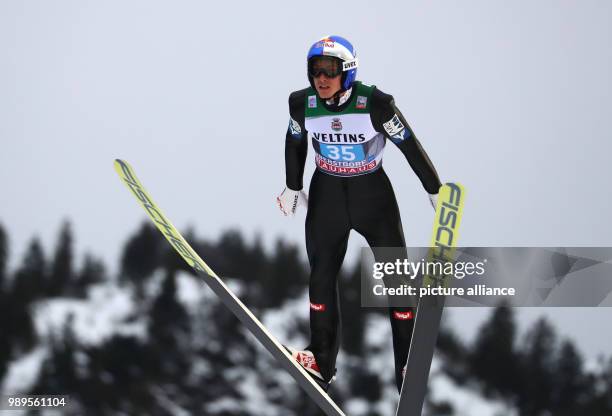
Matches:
[285,346,336,391]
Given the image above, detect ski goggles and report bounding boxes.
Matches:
[308,56,343,78]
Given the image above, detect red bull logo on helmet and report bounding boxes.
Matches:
[316,37,336,49]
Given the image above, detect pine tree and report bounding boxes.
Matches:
[75,253,106,297]
[12,237,47,303]
[217,229,249,277]
[241,233,270,309]
[148,270,191,379]
[518,317,558,416]
[261,238,309,309]
[32,314,79,396]
[437,323,469,384]
[339,263,366,357]
[6,238,44,354]
[0,292,10,382]
[149,270,190,343]
[120,222,162,293]
[0,223,7,379]
[469,303,520,398]
[579,356,612,414]
[551,340,587,415]
[48,221,74,297]
[81,335,158,414]
[0,223,7,292]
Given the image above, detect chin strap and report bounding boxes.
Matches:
[325,87,353,107]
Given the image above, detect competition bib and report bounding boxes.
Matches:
[304,82,386,177]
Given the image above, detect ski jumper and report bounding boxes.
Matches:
[284,81,441,391]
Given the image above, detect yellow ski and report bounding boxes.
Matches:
[114,159,346,416]
[396,183,466,416]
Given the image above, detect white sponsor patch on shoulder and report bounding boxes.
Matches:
[383,114,405,137]
[308,95,317,108]
[356,95,367,109]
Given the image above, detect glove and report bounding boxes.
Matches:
[277,187,308,216]
[428,193,438,211]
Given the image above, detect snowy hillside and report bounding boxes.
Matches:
[2,271,519,415]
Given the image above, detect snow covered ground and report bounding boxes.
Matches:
[2,279,146,395]
[428,359,518,416]
[33,282,145,345]
[2,347,47,394]
[2,272,519,415]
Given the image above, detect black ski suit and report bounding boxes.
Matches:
[284,81,441,391]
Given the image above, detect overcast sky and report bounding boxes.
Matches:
[1,1,611,362]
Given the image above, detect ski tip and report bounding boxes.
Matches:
[114,159,131,171]
[113,159,133,178]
